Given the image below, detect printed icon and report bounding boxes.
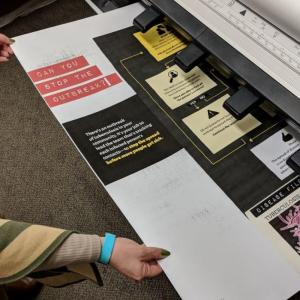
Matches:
[240,10,247,16]
[156,24,172,36]
[282,132,293,142]
[168,70,178,83]
[157,24,167,36]
[189,100,200,110]
[208,110,219,119]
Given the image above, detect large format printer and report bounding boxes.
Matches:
[133,0,300,172]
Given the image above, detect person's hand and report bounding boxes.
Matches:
[0,34,14,63]
[105,237,170,281]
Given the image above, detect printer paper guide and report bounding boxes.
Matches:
[175,0,300,99]
[239,0,300,43]
[11,4,300,300]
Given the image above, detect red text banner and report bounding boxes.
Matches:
[36,66,102,95]
[44,73,122,107]
[28,56,89,82]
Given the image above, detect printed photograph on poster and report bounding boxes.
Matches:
[270,201,300,255]
[246,176,300,273]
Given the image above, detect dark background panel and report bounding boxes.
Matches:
[94,26,296,213]
[63,96,182,185]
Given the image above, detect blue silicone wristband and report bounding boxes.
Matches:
[99,233,116,265]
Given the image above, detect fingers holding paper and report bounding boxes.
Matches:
[108,237,170,281]
[0,34,14,63]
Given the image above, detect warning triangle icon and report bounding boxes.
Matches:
[240,10,247,16]
[208,110,219,119]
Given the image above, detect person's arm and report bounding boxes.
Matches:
[0,218,170,286]
[37,233,170,281]
[0,33,14,62]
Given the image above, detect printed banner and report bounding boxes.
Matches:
[11,5,300,300]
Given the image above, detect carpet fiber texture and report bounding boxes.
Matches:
[0,0,180,299]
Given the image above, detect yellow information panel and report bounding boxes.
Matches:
[183,94,261,154]
[146,65,217,109]
[134,23,187,61]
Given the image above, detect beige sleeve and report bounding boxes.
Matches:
[36,234,101,271]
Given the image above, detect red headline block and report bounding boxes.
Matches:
[28,56,89,82]
[44,73,122,107]
[36,66,102,95]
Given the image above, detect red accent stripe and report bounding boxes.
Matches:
[105,73,122,86]
[44,73,122,107]
[28,56,89,82]
[36,66,102,95]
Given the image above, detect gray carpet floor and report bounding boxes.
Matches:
[0,0,181,299]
